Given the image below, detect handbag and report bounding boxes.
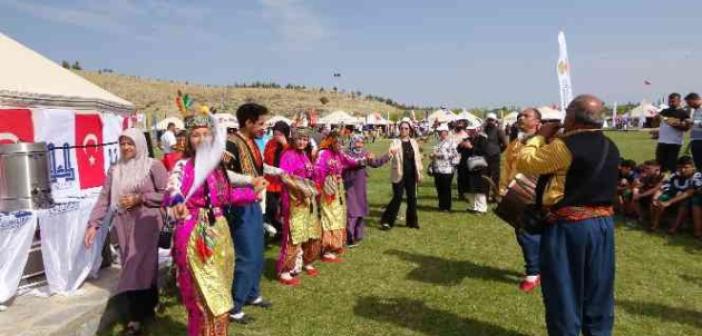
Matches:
[466,155,488,172]
[149,171,173,249]
[427,162,435,177]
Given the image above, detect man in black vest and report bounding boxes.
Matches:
[517,95,620,336]
[483,113,508,201]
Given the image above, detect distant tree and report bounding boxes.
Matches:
[61,60,70,69]
[71,61,82,70]
[320,97,329,105]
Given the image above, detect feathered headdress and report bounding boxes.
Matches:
[176,91,214,130]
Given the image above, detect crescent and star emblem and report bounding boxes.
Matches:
[0,132,19,144]
[82,133,99,166]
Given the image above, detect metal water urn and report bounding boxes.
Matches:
[0,142,54,211]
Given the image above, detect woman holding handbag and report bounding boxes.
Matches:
[380,119,424,230]
[83,128,168,335]
[430,123,460,212]
[459,128,490,214]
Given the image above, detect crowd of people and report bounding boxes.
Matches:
[614,92,702,238]
[81,91,702,336]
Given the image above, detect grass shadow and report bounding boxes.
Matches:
[354,296,529,336]
[386,249,521,286]
[263,257,278,281]
[617,299,702,329]
[679,274,702,287]
[614,216,702,255]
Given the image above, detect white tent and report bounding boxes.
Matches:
[629,101,659,119]
[537,106,563,121]
[455,109,483,127]
[502,111,519,125]
[267,115,292,127]
[155,117,184,130]
[318,110,359,125]
[365,113,389,125]
[214,113,238,129]
[0,33,133,114]
[427,108,456,124]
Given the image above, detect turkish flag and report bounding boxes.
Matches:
[75,114,105,189]
[0,109,34,144]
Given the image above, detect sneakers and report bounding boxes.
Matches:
[229,312,255,325]
[304,267,319,277]
[247,297,273,308]
[519,275,541,293]
[380,223,392,230]
[321,255,344,263]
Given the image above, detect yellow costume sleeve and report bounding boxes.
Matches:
[516,136,572,175]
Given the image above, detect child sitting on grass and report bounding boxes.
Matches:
[650,156,702,233]
[616,159,638,216]
[631,160,664,223]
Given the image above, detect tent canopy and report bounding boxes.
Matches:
[502,111,519,125]
[537,106,564,121]
[365,113,389,125]
[455,109,483,127]
[427,108,456,124]
[0,33,133,114]
[155,117,184,130]
[214,113,238,129]
[267,115,292,126]
[318,110,359,125]
[628,101,659,118]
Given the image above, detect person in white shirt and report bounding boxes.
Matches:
[656,93,691,172]
[160,122,177,154]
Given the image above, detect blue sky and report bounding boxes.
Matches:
[0,0,700,108]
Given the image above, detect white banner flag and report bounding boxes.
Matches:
[557,31,574,118]
[0,210,38,303]
[612,102,618,129]
[33,109,80,200]
[102,113,123,173]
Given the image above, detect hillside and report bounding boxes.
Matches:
[77,71,404,119]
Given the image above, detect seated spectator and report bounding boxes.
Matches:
[650,156,701,233]
[631,160,664,223]
[616,159,638,216]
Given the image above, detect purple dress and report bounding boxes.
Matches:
[343,149,390,243]
[87,161,168,294]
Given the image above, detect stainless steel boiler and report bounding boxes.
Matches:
[0,142,54,212]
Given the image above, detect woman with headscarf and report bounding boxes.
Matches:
[164,111,259,336]
[314,130,365,262]
[83,128,168,335]
[380,119,423,230]
[343,134,391,247]
[276,128,321,286]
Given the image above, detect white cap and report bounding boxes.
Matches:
[486,112,498,120]
[436,123,449,132]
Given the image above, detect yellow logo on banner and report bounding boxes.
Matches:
[557,60,569,75]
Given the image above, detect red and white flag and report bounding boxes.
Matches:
[75,114,105,190]
[0,109,34,144]
[102,113,123,173]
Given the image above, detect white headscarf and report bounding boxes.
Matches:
[110,128,155,207]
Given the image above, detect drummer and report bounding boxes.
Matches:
[498,107,543,292]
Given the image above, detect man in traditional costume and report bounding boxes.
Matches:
[517,95,619,336]
[224,103,281,324]
[165,107,259,336]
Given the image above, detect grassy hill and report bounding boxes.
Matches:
[77,71,405,120]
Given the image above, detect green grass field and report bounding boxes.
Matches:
[103,131,702,336]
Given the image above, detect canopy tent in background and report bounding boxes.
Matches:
[537,106,564,120]
[502,111,519,125]
[0,32,134,304]
[427,108,456,124]
[214,113,238,129]
[628,101,659,119]
[267,115,292,127]
[318,110,360,125]
[365,112,389,125]
[455,109,483,127]
[154,116,184,130]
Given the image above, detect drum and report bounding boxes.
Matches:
[494,173,537,229]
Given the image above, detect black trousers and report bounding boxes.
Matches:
[486,154,501,199]
[265,191,283,234]
[691,140,702,171]
[433,173,454,211]
[381,175,418,227]
[457,167,467,197]
[656,142,681,173]
[126,286,158,322]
